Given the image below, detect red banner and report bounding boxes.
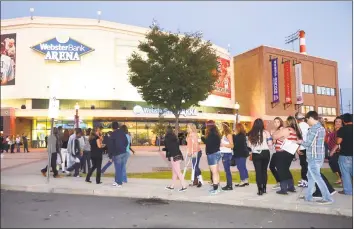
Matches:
[284,61,292,104]
[212,57,231,98]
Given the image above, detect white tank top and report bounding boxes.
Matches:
[220,135,233,153]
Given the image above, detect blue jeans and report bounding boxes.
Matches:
[112,154,127,185]
[222,153,233,186]
[306,154,333,202]
[207,151,222,166]
[101,160,113,174]
[338,156,353,195]
[191,151,202,179]
[122,152,130,183]
[235,157,248,181]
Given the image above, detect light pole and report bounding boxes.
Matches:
[30,8,34,20]
[74,103,80,128]
[97,10,102,23]
[234,102,240,130]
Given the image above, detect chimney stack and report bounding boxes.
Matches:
[299,30,306,54]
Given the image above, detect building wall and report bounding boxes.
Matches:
[1,17,235,110]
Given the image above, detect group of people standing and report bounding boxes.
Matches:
[40,122,134,187]
[1,133,29,153]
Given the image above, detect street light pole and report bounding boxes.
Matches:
[74,103,80,128]
[234,102,240,130]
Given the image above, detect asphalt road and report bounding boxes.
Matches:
[1,190,352,228]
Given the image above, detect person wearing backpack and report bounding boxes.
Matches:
[81,128,92,174]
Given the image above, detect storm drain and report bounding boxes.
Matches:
[136,197,169,206]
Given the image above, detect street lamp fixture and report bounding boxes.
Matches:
[74,103,80,128]
[97,10,102,23]
[30,8,34,20]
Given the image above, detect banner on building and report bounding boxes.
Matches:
[1,33,16,86]
[271,58,280,103]
[284,61,292,104]
[212,57,232,99]
[294,63,303,104]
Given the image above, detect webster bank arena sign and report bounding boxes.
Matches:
[31,36,94,63]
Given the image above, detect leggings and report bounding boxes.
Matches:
[170,158,185,187]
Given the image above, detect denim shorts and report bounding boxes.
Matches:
[207,151,222,166]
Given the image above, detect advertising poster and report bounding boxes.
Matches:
[1,33,16,86]
[295,63,303,104]
[284,61,292,104]
[271,58,280,103]
[212,57,232,99]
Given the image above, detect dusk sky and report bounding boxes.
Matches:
[1,1,352,113]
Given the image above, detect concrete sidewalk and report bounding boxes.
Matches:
[1,162,352,217]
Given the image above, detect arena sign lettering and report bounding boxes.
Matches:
[133,105,198,117]
[31,36,94,63]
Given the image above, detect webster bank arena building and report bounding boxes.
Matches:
[1,17,249,146]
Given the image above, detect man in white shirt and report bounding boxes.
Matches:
[296,112,310,188]
[66,128,84,177]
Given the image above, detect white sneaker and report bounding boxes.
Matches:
[112,182,118,186]
[272,183,280,190]
[331,190,337,196]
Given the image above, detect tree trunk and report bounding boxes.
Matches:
[158,135,161,151]
[174,114,180,136]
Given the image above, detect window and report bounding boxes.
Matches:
[318,106,336,116]
[301,105,314,114]
[302,84,314,94]
[317,86,336,96]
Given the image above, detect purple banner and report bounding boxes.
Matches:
[271,58,280,103]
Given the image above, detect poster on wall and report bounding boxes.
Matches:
[271,58,280,103]
[283,61,292,104]
[294,63,303,104]
[212,57,232,99]
[1,33,16,86]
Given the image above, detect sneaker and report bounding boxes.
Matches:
[221,185,233,191]
[276,190,288,195]
[165,186,174,190]
[272,183,280,190]
[316,199,333,205]
[74,175,81,178]
[112,182,118,186]
[331,190,337,196]
[298,182,308,188]
[209,189,219,195]
[178,187,187,192]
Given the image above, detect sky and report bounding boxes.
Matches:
[1,1,353,113]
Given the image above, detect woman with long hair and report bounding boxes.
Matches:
[220,122,234,190]
[248,119,273,195]
[60,129,70,173]
[186,123,203,187]
[164,126,187,192]
[201,120,222,195]
[328,117,343,184]
[85,127,104,184]
[269,117,284,190]
[233,123,249,187]
[272,116,302,195]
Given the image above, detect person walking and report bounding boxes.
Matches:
[201,120,222,195]
[248,119,272,195]
[120,125,131,183]
[60,129,70,173]
[272,116,302,195]
[85,127,104,184]
[40,127,62,178]
[331,113,353,195]
[186,123,203,188]
[22,133,29,153]
[164,126,187,192]
[295,112,310,188]
[66,128,84,177]
[81,128,92,174]
[327,117,343,184]
[299,111,333,204]
[269,117,284,190]
[108,122,128,187]
[233,123,249,187]
[220,122,234,191]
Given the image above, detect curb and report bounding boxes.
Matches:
[1,184,351,217]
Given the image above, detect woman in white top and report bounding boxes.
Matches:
[220,122,234,191]
[15,135,21,153]
[248,119,273,195]
[186,123,203,187]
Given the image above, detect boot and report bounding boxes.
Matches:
[257,185,263,195]
[262,184,267,194]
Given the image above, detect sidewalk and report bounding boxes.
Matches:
[1,160,352,217]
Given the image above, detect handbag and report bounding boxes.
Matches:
[230,156,236,166]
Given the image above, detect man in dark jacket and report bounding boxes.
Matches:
[108,122,128,187]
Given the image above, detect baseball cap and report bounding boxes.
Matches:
[295,112,305,120]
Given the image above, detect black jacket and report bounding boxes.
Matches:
[232,133,249,158]
[201,132,221,155]
[164,133,182,158]
[108,129,128,159]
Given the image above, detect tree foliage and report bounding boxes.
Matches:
[128,22,219,133]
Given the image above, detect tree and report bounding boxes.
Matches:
[128,22,219,134]
[151,113,167,151]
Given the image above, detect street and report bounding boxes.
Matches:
[1,190,352,228]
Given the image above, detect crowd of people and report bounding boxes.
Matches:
[0,133,30,154]
[39,111,352,205]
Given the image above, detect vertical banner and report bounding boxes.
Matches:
[1,33,16,86]
[295,63,303,104]
[212,57,231,98]
[284,61,292,103]
[271,58,280,103]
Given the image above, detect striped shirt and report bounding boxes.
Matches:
[274,128,298,151]
[301,122,326,158]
